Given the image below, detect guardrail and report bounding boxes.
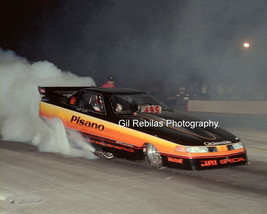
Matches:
[187,100,267,115]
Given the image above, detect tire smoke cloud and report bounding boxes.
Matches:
[0,48,97,159]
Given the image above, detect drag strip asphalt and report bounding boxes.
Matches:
[0,130,267,214]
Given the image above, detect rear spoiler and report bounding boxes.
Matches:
[38,86,93,97]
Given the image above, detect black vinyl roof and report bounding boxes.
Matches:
[83,87,146,94]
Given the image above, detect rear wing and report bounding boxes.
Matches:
[38,86,94,96]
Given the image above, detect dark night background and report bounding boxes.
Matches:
[1,0,267,101]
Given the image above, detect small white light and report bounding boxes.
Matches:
[243,42,250,48]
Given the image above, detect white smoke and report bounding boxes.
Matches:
[0,48,97,159]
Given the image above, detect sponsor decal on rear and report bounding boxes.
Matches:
[93,140,135,153]
[70,115,105,131]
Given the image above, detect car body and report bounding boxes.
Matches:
[38,87,248,170]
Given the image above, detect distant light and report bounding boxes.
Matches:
[243,42,250,48]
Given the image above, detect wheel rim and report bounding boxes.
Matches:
[146,143,162,168]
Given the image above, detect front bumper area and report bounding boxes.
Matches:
[162,152,248,170]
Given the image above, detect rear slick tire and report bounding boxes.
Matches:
[146,143,163,169]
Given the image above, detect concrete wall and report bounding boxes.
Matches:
[188,100,267,115]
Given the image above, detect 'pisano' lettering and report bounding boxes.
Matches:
[70,115,104,131]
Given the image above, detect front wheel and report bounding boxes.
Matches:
[146,143,163,169]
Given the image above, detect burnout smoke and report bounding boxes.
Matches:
[0,48,97,159]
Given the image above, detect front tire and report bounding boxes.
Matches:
[146,143,163,169]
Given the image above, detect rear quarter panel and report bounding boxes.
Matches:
[39,102,180,154]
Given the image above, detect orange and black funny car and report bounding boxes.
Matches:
[39,87,248,170]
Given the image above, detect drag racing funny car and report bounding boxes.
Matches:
[38,87,248,170]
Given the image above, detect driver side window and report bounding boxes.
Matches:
[78,92,105,114]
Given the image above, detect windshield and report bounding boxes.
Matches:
[109,93,170,114]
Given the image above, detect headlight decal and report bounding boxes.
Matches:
[183,142,244,154]
[232,142,244,150]
[186,146,209,153]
